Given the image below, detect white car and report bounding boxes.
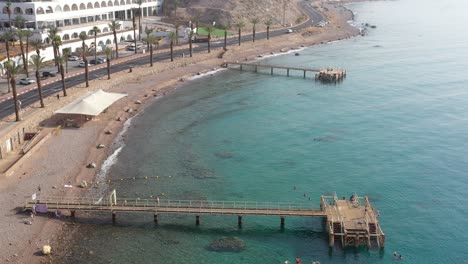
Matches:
[286,29,293,33]
[68,55,79,61]
[19,78,36,85]
[79,61,88,67]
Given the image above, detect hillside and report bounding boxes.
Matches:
[176,0,305,29]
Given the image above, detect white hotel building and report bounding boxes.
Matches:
[0,0,163,60]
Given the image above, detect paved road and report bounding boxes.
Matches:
[0,1,323,120]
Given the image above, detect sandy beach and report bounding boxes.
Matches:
[0,2,359,263]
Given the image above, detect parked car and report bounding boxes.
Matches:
[19,78,36,85]
[126,44,142,51]
[42,71,57,77]
[89,58,105,65]
[79,61,88,67]
[97,58,106,63]
[68,55,79,61]
[286,29,293,33]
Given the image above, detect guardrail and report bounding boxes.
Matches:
[27,195,319,212]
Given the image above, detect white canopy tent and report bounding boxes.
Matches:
[55,89,127,116]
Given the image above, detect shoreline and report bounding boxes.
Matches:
[0,2,360,262]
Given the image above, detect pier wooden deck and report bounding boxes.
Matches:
[222,62,346,82]
[24,191,384,249]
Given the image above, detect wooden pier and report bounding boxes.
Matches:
[25,191,384,249]
[222,62,346,83]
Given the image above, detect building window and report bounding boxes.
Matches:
[25,8,34,15]
[14,7,23,14]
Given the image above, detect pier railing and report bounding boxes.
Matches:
[27,195,319,212]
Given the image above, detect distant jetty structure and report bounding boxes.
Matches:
[222,61,346,83]
[25,191,384,249]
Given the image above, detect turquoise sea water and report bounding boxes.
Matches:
[64,0,468,263]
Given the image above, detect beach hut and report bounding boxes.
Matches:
[55,89,127,127]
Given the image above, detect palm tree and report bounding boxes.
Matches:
[63,47,71,73]
[265,18,273,40]
[47,26,60,68]
[29,55,45,108]
[30,39,44,56]
[144,26,153,51]
[221,25,229,51]
[109,20,121,58]
[4,61,21,121]
[192,10,201,34]
[2,32,14,93]
[16,29,28,75]
[188,23,194,57]
[79,32,89,87]
[6,1,12,32]
[24,30,33,74]
[132,9,138,54]
[15,15,25,29]
[58,55,67,96]
[137,0,143,41]
[52,34,63,72]
[206,26,213,53]
[168,32,177,62]
[235,21,245,46]
[146,35,155,67]
[2,31,13,60]
[104,47,112,79]
[250,17,260,42]
[174,20,181,45]
[91,26,101,63]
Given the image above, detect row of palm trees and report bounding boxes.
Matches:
[1,18,126,122]
[1,12,276,122]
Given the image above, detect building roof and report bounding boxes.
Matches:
[55,89,127,116]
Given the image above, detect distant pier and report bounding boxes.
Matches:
[25,191,384,249]
[222,62,346,83]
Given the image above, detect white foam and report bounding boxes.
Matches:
[94,113,137,186]
[257,46,309,60]
[187,68,228,81]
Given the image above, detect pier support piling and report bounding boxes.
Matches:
[280,216,285,229]
[287,69,290,77]
[154,213,158,224]
[303,70,306,78]
[196,215,200,226]
[329,234,334,248]
[271,68,273,75]
[112,212,116,223]
[70,210,75,218]
[238,215,243,228]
